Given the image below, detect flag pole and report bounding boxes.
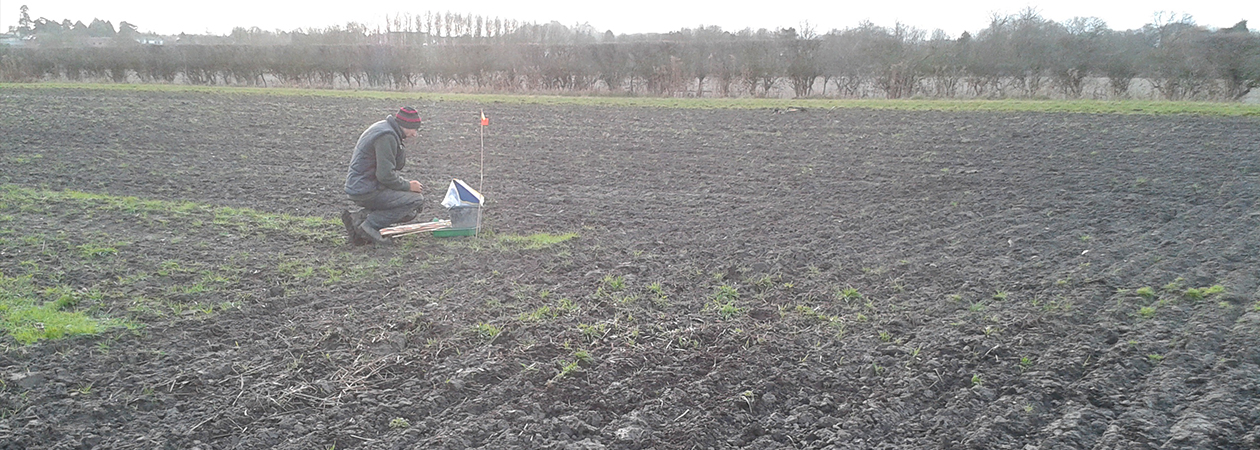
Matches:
[478,110,488,237]
[479,109,486,194]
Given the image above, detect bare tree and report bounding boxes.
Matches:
[858,22,926,99]
[1051,17,1106,98]
[922,30,966,98]
[1097,30,1145,98]
[1006,9,1056,97]
[711,42,740,97]
[1203,21,1260,100]
[629,42,684,95]
[779,27,822,97]
[591,42,630,91]
[1145,15,1212,100]
[736,34,778,97]
[820,30,866,97]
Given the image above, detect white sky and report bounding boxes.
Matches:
[2,1,1256,38]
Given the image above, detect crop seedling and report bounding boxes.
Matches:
[76,243,119,258]
[738,390,756,411]
[993,291,1008,301]
[1135,286,1156,299]
[519,305,557,322]
[836,286,866,300]
[795,305,837,323]
[475,322,501,341]
[1147,353,1164,363]
[646,282,664,295]
[971,374,983,386]
[878,331,892,342]
[706,285,744,320]
[1137,306,1157,319]
[1019,356,1033,371]
[752,274,776,291]
[645,282,669,306]
[389,417,411,429]
[602,275,625,291]
[577,323,608,342]
[551,358,583,383]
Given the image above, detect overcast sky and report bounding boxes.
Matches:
[2,1,1256,38]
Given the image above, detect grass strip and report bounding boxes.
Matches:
[0,185,338,243]
[3,82,1258,116]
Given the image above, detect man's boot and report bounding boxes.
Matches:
[340,210,367,246]
[360,221,387,245]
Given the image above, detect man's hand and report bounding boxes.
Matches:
[409,180,423,193]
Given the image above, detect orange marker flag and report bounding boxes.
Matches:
[480,111,489,126]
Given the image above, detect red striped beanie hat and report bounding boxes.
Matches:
[394,106,422,129]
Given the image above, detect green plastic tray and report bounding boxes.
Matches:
[432,228,478,237]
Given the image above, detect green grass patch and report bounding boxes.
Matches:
[0,184,358,344]
[4,83,1259,116]
[0,185,339,243]
[0,272,126,344]
[496,232,578,250]
[75,243,119,258]
[1183,285,1225,301]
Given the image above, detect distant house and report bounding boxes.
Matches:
[86,37,112,47]
[0,33,25,47]
[381,31,432,46]
[136,35,164,45]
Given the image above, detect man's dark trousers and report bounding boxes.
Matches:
[355,190,426,230]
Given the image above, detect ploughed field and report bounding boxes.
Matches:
[1,87,1259,449]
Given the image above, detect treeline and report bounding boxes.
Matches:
[2,11,1258,101]
[3,5,146,47]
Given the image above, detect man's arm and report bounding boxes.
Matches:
[373,134,412,191]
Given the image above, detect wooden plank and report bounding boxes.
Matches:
[380,220,451,237]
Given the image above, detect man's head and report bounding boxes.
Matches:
[395,106,422,138]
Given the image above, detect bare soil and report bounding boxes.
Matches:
[2,87,1259,449]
